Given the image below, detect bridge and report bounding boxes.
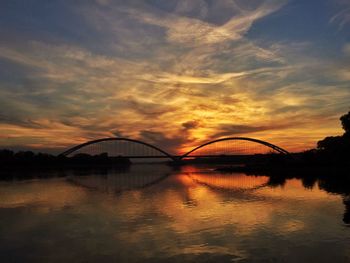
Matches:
[60,137,290,162]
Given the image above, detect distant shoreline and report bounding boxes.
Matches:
[215,163,350,176]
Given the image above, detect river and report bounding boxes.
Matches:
[0,164,349,262]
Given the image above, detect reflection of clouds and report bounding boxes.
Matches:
[0,166,349,261]
[188,172,269,190]
[279,220,305,233]
[144,173,289,236]
[0,179,87,210]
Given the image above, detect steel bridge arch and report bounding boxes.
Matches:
[59,137,175,161]
[180,137,290,159]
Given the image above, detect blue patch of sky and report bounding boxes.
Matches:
[246,0,349,58]
[0,1,112,56]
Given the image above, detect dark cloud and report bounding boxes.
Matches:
[0,114,45,129]
[155,86,209,100]
[218,96,241,105]
[127,98,175,118]
[112,130,125,137]
[182,120,201,130]
[138,120,201,153]
[138,130,195,153]
[210,123,291,139]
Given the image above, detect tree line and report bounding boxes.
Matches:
[0,151,130,168]
[301,111,350,165]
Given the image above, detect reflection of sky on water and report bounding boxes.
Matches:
[0,164,349,262]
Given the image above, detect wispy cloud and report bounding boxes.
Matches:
[141,66,292,84]
[125,0,286,45]
[330,0,350,30]
[0,0,349,153]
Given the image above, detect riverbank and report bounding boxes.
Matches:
[216,163,350,176]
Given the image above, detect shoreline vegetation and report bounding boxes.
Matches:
[0,152,131,169]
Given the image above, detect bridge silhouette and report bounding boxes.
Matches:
[60,137,290,161]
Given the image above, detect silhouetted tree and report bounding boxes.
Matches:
[340,111,350,137]
[317,136,343,151]
[301,176,317,189]
[0,150,130,172]
[0,149,14,160]
[315,110,350,164]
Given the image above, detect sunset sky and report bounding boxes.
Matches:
[0,0,349,154]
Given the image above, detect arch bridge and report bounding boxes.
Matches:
[60,137,290,161]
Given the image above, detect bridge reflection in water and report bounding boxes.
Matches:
[67,164,270,194]
[65,164,350,228]
[1,164,350,262]
[66,164,350,229]
[67,165,174,194]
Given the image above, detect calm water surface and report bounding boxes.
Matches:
[0,164,350,262]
